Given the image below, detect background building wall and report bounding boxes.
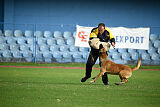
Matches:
[1,0,160,33]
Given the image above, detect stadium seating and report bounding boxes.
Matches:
[121,52,131,60]
[69,45,78,52]
[118,48,127,53]
[66,38,74,45]
[53,51,62,59]
[63,31,72,39]
[56,38,65,45]
[12,51,22,58]
[50,45,59,52]
[54,31,63,38]
[26,37,34,45]
[10,44,19,51]
[46,38,56,45]
[112,52,121,60]
[5,30,13,36]
[34,31,43,37]
[147,47,156,54]
[25,30,33,37]
[0,29,159,65]
[6,37,17,44]
[60,45,69,52]
[0,44,8,50]
[153,40,160,48]
[20,44,29,51]
[150,34,158,41]
[0,37,5,44]
[14,30,23,37]
[17,37,26,44]
[2,51,12,58]
[79,47,89,52]
[0,29,3,36]
[44,31,52,38]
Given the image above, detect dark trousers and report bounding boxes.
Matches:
[85,48,108,84]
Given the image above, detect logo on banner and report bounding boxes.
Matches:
[78,31,88,42]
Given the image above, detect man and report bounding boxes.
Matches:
[81,23,115,85]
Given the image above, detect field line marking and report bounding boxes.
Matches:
[0,66,160,71]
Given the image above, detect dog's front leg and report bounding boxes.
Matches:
[88,71,105,84]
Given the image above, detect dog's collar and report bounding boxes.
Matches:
[101,58,108,63]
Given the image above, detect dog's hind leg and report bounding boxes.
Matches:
[115,70,129,85]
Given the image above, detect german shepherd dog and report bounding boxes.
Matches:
[89,47,141,85]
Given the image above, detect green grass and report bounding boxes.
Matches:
[0,64,160,107]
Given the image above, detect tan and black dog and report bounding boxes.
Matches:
[89,48,141,85]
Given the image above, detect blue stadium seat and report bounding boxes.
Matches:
[12,51,22,58]
[5,30,13,36]
[2,51,12,58]
[38,38,46,45]
[153,40,160,48]
[69,45,78,52]
[26,37,34,45]
[73,32,76,38]
[44,31,52,38]
[0,44,8,51]
[20,44,29,51]
[14,30,23,37]
[63,52,72,58]
[121,52,131,60]
[0,37,5,44]
[158,48,160,54]
[47,38,56,45]
[50,45,59,52]
[131,52,139,60]
[151,53,160,61]
[150,34,158,41]
[137,49,147,55]
[5,37,16,44]
[34,31,43,37]
[56,39,65,45]
[54,31,63,38]
[82,52,89,59]
[53,51,62,59]
[141,53,150,60]
[66,38,75,45]
[17,37,26,44]
[128,49,137,53]
[63,31,72,39]
[112,52,121,59]
[25,30,33,37]
[113,59,124,64]
[147,47,156,54]
[0,29,3,36]
[39,45,49,51]
[60,45,69,52]
[109,48,117,53]
[72,52,82,59]
[43,51,52,58]
[79,47,89,52]
[10,44,19,51]
[22,50,33,58]
[118,48,127,53]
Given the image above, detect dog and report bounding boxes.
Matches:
[88,47,141,85]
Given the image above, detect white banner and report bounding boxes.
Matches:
[75,25,150,50]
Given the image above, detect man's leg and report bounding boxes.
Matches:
[81,51,99,82]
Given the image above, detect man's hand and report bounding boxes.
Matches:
[111,42,115,49]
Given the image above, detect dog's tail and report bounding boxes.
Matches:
[132,58,142,71]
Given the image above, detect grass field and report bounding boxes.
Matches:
[0,63,160,107]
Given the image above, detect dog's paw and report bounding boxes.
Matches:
[88,80,94,84]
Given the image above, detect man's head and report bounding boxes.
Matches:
[98,23,105,35]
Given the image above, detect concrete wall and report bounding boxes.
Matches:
[2,0,160,33]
